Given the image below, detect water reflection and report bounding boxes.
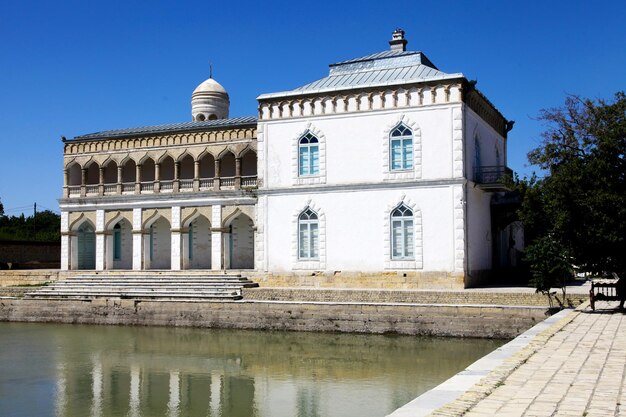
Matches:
[0,323,505,417]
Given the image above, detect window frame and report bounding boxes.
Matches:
[298,132,320,177]
[298,208,319,260]
[389,124,413,172]
[390,204,415,260]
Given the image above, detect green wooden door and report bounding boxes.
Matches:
[77,224,96,269]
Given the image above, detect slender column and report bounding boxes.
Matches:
[214,160,221,191]
[117,165,123,194]
[98,167,105,196]
[63,169,69,198]
[234,157,242,189]
[132,208,143,270]
[135,164,142,194]
[154,163,161,193]
[173,162,180,193]
[211,205,222,270]
[60,211,70,270]
[170,206,181,271]
[193,160,200,192]
[95,210,105,271]
[80,168,87,197]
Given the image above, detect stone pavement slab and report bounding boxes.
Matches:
[429,301,626,416]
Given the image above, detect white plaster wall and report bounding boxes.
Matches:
[260,105,459,188]
[467,186,492,272]
[263,187,455,272]
[465,107,507,180]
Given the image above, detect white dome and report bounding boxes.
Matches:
[193,77,228,95]
[191,77,230,121]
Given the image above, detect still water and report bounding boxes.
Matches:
[0,322,504,417]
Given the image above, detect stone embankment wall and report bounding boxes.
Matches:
[0,241,61,269]
[243,288,587,307]
[0,270,61,287]
[0,298,548,338]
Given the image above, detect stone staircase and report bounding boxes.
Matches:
[25,272,258,301]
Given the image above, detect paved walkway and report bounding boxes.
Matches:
[435,301,626,417]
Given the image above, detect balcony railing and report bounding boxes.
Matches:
[179,179,193,191]
[67,175,258,198]
[241,175,258,188]
[160,180,174,192]
[85,185,99,195]
[221,177,235,188]
[103,184,117,195]
[199,178,214,190]
[475,166,513,191]
[140,181,154,193]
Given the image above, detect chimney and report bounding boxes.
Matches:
[389,28,407,51]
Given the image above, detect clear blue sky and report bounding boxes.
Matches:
[1,0,624,216]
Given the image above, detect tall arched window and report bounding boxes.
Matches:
[391,204,414,259]
[298,208,319,259]
[390,124,413,170]
[298,132,319,176]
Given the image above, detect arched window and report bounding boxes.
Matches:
[298,208,319,259]
[298,132,319,176]
[390,124,413,171]
[390,204,414,260]
[113,223,122,260]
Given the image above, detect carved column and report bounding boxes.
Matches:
[154,162,161,193]
[117,165,123,194]
[234,157,241,189]
[193,160,200,192]
[214,159,221,191]
[80,168,87,197]
[98,167,105,196]
[63,168,69,198]
[173,162,180,193]
[135,164,142,194]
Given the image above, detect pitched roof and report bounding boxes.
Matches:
[258,50,463,99]
[69,116,257,141]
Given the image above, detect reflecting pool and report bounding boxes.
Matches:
[0,322,505,417]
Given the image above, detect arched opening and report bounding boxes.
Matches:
[208,114,217,120]
[183,215,212,269]
[199,153,215,190]
[106,218,132,270]
[144,216,171,270]
[390,204,414,260]
[179,154,194,191]
[196,114,206,121]
[85,162,99,185]
[160,156,174,192]
[220,151,236,188]
[76,222,96,270]
[241,150,257,188]
[140,158,155,193]
[389,123,413,171]
[122,159,136,193]
[68,163,82,186]
[103,161,117,184]
[225,213,254,269]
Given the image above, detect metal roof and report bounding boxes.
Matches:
[70,116,257,141]
[258,49,463,100]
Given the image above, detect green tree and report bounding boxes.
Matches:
[519,92,626,294]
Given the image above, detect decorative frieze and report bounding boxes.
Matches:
[259,82,463,121]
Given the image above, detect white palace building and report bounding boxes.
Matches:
[59,30,517,289]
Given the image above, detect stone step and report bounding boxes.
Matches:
[26,272,256,301]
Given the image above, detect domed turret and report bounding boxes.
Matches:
[191,76,229,121]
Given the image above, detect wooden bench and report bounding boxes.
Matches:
[589,278,625,311]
